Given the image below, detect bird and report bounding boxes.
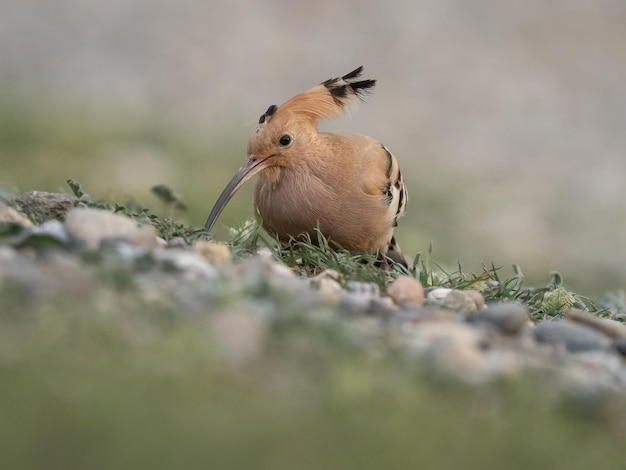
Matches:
[204,66,408,266]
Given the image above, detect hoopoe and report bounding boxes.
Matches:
[204,66,408,265]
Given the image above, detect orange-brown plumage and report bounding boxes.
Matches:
[205,66,407,263]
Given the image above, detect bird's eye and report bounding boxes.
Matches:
[278,134,292,147]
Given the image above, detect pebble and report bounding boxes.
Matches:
[309,269,342,287]
[426,288,484,315]
[0,245,18,261]
[557,351,626,395]
[346,280,380,296]
[426,287,451,302]
[192,240,232,265]
[65,207,157,249]
[309,269,343,302]
[613,338,626,357]
[15,219,72,248]
[565,308,626,340]
[368,296,397,316]
[475,302,530,335]
[0,248,91,298]
[14,191,77,222]
[339,292,373,316]
[404,321,486,381]
[339,281,388,316]
[153,249,218,279]
[534,319,612,352]
[387,275,424,306]
[0,206,33,227]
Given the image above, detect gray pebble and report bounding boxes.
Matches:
[534,319,612,352]
[476,302,530,335]
[65,207,157,249]
[15,219,71,248]
[613,338,626,357]
[404,321,486,382]
[0,245,18,261]
[309,269,343,295]
[346,280,380,296]
[565,309,626,340]
[425,288,484,315]
[368,296,397,316]
[0,206,33,227]
[168,237,189,248]
[153,249,218,279]
[339,292,373,315]
[14,191,77,223]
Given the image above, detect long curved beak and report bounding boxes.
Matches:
[204,155,269,232]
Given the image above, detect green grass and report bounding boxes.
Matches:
[216,208,611,321]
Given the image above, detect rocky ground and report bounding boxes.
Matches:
[3,190,626,400]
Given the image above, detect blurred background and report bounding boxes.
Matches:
[1,0,625,296]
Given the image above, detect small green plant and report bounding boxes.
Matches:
[151,184,188,214]
[601,290,626,322]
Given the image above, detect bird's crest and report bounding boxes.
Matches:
[257,66,376,126]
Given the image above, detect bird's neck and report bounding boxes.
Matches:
[257,165,282,188]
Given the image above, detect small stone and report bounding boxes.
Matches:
[534,319,612,352]
[368,296,397,315]
[557,351,626,395]
[387,275,424,306]
[476,302,530,335]
[264,258,296,279]
[339,292,374,315]
[13,191,77,223]
[461,290,485,313]
[613,338,626,357]
[19,219,72,247]
[0,249,91,299]
[65,207,157,249]
[153,249,218,279]
[192,240,232,265]
[426,288,451,302]
[404,321,485,380]
[346,280,380,296]
[310,269,343,300]
[168,237,189,248]
[339,281,383,316]
[565,308,626,340]
[425,288,484,314]
[0,207,33,227]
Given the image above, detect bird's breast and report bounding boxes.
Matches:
[254,165,393,253]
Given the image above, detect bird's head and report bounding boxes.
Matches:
[204,66,375,231]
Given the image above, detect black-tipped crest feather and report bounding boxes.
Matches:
[322,66,376,105]
[341,66,364,80]
[258,104,278,124]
